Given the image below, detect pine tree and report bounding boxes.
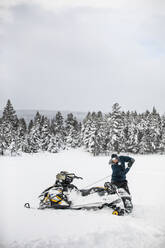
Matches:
[159,115,165,153]
[2,99,18,128]
[108,103,124,153]
[65,113,80,148]
[40,116,51,151]
[81,117,93,150]
[27,112,42,153]
[138,111,152,154]
[87,120,99,155]
[50,112,66,149]
[81,112,102,155]
[148,107,161,153]
[1,100,20,155]
[48,135,59,153]
[17,118,27,152]
[122,111,140,153]
[54,112,65,134]
[28,120,34,133]
[0,118,5,155]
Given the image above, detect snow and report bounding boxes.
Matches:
[0,149,165,248]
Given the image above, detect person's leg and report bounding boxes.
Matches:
[112,181,133,213]
[121,181,130,195]
[111,181,120,188]
[120,181,133,213]
[111,181,130,194]
[121,196,133,213]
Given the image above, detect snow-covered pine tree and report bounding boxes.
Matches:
[23,119,34,153]
[81,112,97,152]
[48,135,59,153]
[94,111,105,155]
[122,111,140,153]
[108,103,125,153]
[18,118,27,136]
[148,107,161,153]
[65,113,75,133]
[81,117,92,150]
[17,118,27,152]
[65,113,80,148]
[83,112,92,124]
[137,108,162,154]
[91,111,107,156]
[85,113,98,155]
[50,111,66,149]
[2,100,18,128]
[102,113,112,154]
[40,116,51,151]
[138,110,152,154]
[160,115,165,153]
[121,111,130,153]
[81,112,102,155]
[81,112,91,149]
[28,120,34,133]
[77,121,82,147]
[0,117,5,155]
[53,112,64,134]
[27,112,42,153]
[1,100,20,155]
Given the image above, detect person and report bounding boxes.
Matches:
[109,153,135,213]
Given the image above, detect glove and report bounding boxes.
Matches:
[127,162,132,168]
[127,158,135,168]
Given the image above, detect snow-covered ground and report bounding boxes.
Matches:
[0,149,165,248]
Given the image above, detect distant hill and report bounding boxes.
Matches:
[0,109,87,123]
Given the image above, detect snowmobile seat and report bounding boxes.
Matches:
[80,187,106,196]
[80,189,92,196]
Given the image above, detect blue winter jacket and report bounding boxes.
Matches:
[109,156,135,182]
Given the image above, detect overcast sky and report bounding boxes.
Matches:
[0,0,165,113]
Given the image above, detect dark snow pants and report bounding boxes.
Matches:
[111,180,133,213]
[111,180,130,194]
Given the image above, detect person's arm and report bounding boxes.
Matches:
[124,167,130,175]
[127,157,135,168]
[120,156,135,174]
[121,156,135,167]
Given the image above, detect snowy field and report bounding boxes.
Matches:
[0,149,165,248]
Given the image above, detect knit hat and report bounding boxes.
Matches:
[111,154,118,159]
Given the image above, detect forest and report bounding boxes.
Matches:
[0,100,164,156]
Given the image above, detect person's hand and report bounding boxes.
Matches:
[128,158,135,168]
[127,162,132,168]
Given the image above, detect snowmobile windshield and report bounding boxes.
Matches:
[56,173,66,181]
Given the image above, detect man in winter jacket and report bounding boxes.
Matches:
[109,154,135,213]
[109,153,135,193]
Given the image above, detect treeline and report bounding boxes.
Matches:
[0,100,165,156]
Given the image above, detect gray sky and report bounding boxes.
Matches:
[0,0,165,113]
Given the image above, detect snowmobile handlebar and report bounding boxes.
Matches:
[64,172,83,180]
[74,176,83,180]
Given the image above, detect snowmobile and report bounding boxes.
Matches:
[24,171,133,216]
